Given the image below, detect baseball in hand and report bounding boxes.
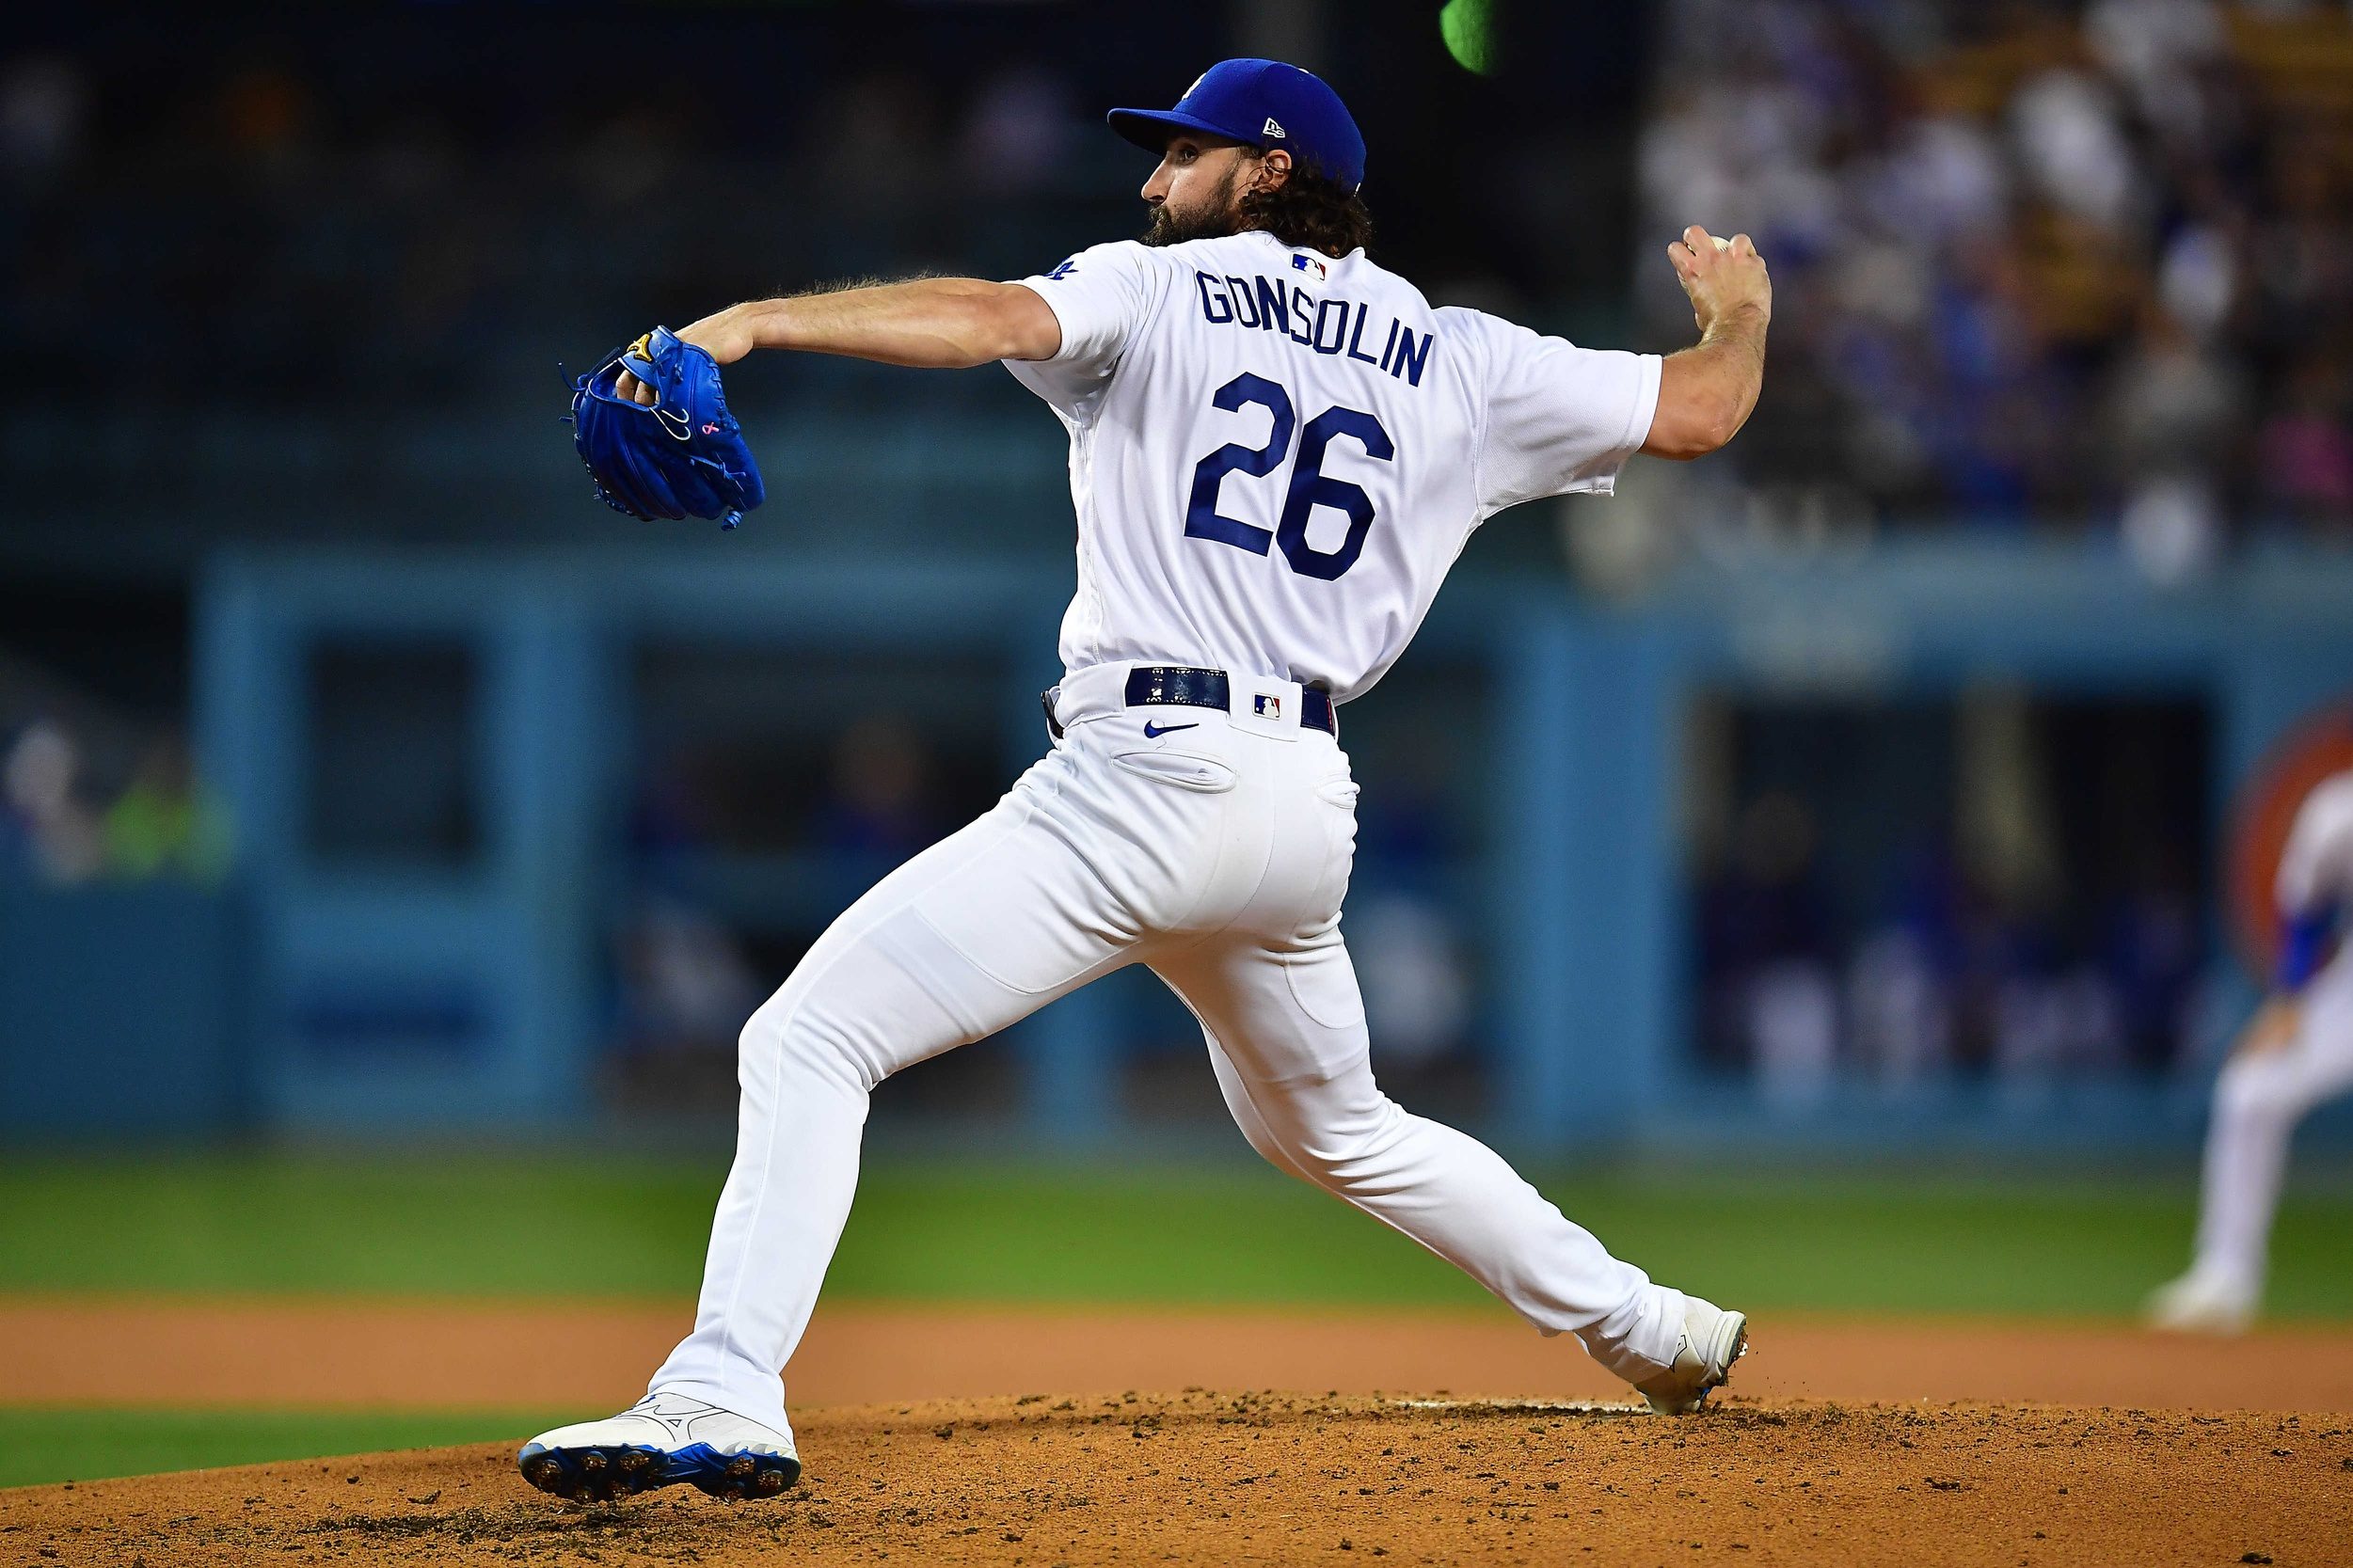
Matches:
[1667,224,1772,333]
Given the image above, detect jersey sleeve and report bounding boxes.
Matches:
[1003,241,1161,409]
[1452,309,1661,517]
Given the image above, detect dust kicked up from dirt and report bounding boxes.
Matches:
[7,1391,2350,1567]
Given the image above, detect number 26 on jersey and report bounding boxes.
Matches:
[1184,372,1393,582]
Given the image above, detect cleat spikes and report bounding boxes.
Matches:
[518,1400,800,1505]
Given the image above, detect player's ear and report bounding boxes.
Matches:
[1255,148,1293,193]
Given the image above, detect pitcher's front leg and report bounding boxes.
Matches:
[648,791,1139,1432]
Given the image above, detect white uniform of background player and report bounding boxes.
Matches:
[2152,768,2353,1333]
[522,58,1773,1498]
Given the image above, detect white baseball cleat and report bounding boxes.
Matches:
[1632,1295,1749,1415]
[2145,1269,2258,1335]
[518,1392,801,1502]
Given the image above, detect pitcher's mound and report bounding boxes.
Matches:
[7,1390,2348,1565]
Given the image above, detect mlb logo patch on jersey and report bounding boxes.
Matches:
[1254,693,1283,721]
[1291,254,1328,280]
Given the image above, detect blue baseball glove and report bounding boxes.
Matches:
[569,327,766,531]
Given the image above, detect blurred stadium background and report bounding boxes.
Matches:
[6,0,2353,1489]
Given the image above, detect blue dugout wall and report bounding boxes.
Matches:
[103,540,2339,1151]
[147,545,2353,1147]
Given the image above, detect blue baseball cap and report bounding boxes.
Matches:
[1107,58,1365,192]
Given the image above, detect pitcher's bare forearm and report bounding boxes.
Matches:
[689,279,1061,371]
[1650,304,1768,458]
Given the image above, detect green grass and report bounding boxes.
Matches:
[0,1407,561,1489]
[1,1152,2349,1320]
[2,1154,2348,1490]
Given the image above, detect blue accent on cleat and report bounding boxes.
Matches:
[517,1439,802,1503]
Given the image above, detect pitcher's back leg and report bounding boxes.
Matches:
[1156,931,1687,1383]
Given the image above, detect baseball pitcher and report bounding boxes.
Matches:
[2151,766,2353,1333]
[529,58,1772,1501]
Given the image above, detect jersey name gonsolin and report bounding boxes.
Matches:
[1192,271,1435,386]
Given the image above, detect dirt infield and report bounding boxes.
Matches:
[8,1301,2353,1563]
[8,1297,2353,1413]
[7,1392,2350,1566]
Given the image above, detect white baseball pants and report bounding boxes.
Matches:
[2190,956,2353,1291]
[647,663,1685,1432]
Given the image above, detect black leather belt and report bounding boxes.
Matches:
[1041,666,1337,740]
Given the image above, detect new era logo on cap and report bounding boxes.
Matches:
[1263,117,1286,138]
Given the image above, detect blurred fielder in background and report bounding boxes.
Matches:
[2153,767,2353,1334]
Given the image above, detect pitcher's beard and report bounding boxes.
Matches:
[1142,171,1247,246]
[1143,202,1242,245]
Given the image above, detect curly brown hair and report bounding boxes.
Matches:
[1236,155,1374,259]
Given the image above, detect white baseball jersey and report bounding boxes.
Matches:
[1007,230,1661,703]
[2278,769,2353,919]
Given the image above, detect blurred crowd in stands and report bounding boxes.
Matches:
[0,35,1211,428]
[1696,785,2209,1093]
[1690,693,2214,1091]
[33,3,2353,568]
[0,31,1118,419]
[1632,0,2353,571]
[0,716,226,887]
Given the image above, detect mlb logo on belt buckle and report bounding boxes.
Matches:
[1253,693,1282,721]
